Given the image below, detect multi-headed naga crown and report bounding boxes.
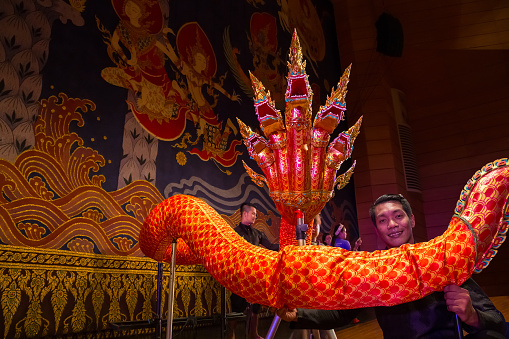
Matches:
[237,29,362,240]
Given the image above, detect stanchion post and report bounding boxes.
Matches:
[327,329,338,339]
[155,262,163,339]
[166,239,177,339]
[221,286,226,339]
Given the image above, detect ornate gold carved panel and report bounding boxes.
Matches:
[0,245,222,338]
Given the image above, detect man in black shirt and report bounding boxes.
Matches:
[276,194,507,338]
[232,203,279,252]
[228,202,278,339]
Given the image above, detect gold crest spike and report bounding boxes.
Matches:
[288,29,306,75]
[334,161,356,190]
[237,118,253,139]
[314,67,352,134]
[313,65,352,134]
[340,64,352,89]
[329,64,351,106]
[348,116,363,142]
[249,71,284,137]
[249,70,274,106]
[242,161,268,188]
[325,116,363,167]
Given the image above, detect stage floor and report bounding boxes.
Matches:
[221,295,509,338]
[86,295,509,338]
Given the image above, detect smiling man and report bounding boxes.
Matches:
[276,194,507,339]
[369,194,415,248]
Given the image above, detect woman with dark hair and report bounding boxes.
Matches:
[331,223,362,251]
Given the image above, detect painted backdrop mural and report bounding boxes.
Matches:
[0,0,358,337]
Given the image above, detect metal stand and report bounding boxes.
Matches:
[245,304,253,337]
[221,286,226,339]
[166,239,177,339]
[155,262,164,339]
[265,314,281,339]
[327,329,338,339]
[266,210,308,339]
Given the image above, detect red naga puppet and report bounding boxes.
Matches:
[139,31,508,310]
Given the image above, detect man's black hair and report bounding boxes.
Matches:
[240,202,256,214]
[369,194,413,226]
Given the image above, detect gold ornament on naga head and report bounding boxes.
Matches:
[238,29,362,224]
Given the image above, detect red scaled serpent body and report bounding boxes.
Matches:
[139,159,509,310]
[139,31,508,310]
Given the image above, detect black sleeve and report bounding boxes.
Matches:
[461,278,507,336]
[259,230,279,251]
[290,308,360,330]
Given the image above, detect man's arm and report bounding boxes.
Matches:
[448,278,507,335]
[258,230,279,251]
[276,307,359,330]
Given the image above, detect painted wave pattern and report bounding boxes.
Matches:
[164,172,278,216]
[0,93,164,256]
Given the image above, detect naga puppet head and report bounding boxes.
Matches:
[238,29,362,247]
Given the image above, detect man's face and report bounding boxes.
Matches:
[373,201,415,248]
[242,206,257,226]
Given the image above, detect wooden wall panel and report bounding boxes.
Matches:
[332,0,509,295]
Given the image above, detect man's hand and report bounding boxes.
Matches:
[444,284,480,328]
[353,237,362,251]
[274,307,298,322]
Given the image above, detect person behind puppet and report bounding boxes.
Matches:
[276,194,507,339]
[330,222,362,326]
[289,213,338,339]
[322,233,333,246]
[311,214,322,245]
[228,202,278,339]
[331,223,362,251]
